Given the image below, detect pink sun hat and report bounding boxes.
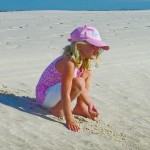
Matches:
[68,25,109,50]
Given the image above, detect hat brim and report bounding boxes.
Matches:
[86,39,109,50]
[68,38,110,50]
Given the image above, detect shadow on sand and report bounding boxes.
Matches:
[0,91,65,126]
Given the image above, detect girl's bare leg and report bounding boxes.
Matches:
[49,77,85,117]
[73,70,98,120]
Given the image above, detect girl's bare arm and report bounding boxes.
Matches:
[61,59,80,131]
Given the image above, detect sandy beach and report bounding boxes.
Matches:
[0,10,150,150]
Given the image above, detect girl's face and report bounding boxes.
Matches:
[77,42,102,60]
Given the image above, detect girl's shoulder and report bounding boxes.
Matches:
[62,55,76,66]
[55,55,76,74]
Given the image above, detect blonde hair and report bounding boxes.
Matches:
[63,42,101,70]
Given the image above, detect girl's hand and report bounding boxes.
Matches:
[66,117,80,132]
[88,103,99,119]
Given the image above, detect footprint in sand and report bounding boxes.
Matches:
[2,84,7,88]
[6,42,21,49]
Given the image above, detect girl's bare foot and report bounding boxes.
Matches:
[72,104,97,120]
[49,107,64,118]
[48,101,64,118]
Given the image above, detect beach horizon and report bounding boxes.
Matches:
[1,0,150,12]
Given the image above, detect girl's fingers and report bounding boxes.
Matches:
[88,104,99,115]
[93,106,99,114]
[90,110,99,117]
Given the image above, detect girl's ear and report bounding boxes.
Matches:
[76,43,82,51]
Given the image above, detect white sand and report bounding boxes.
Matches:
[0,10,150,150]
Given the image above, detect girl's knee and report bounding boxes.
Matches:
[72,77,85,91]
[87,70,92,77]
[81,70,92,79]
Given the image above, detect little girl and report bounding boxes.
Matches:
[36,25,109,132]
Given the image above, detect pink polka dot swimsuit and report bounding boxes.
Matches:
[36,56,83,104]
